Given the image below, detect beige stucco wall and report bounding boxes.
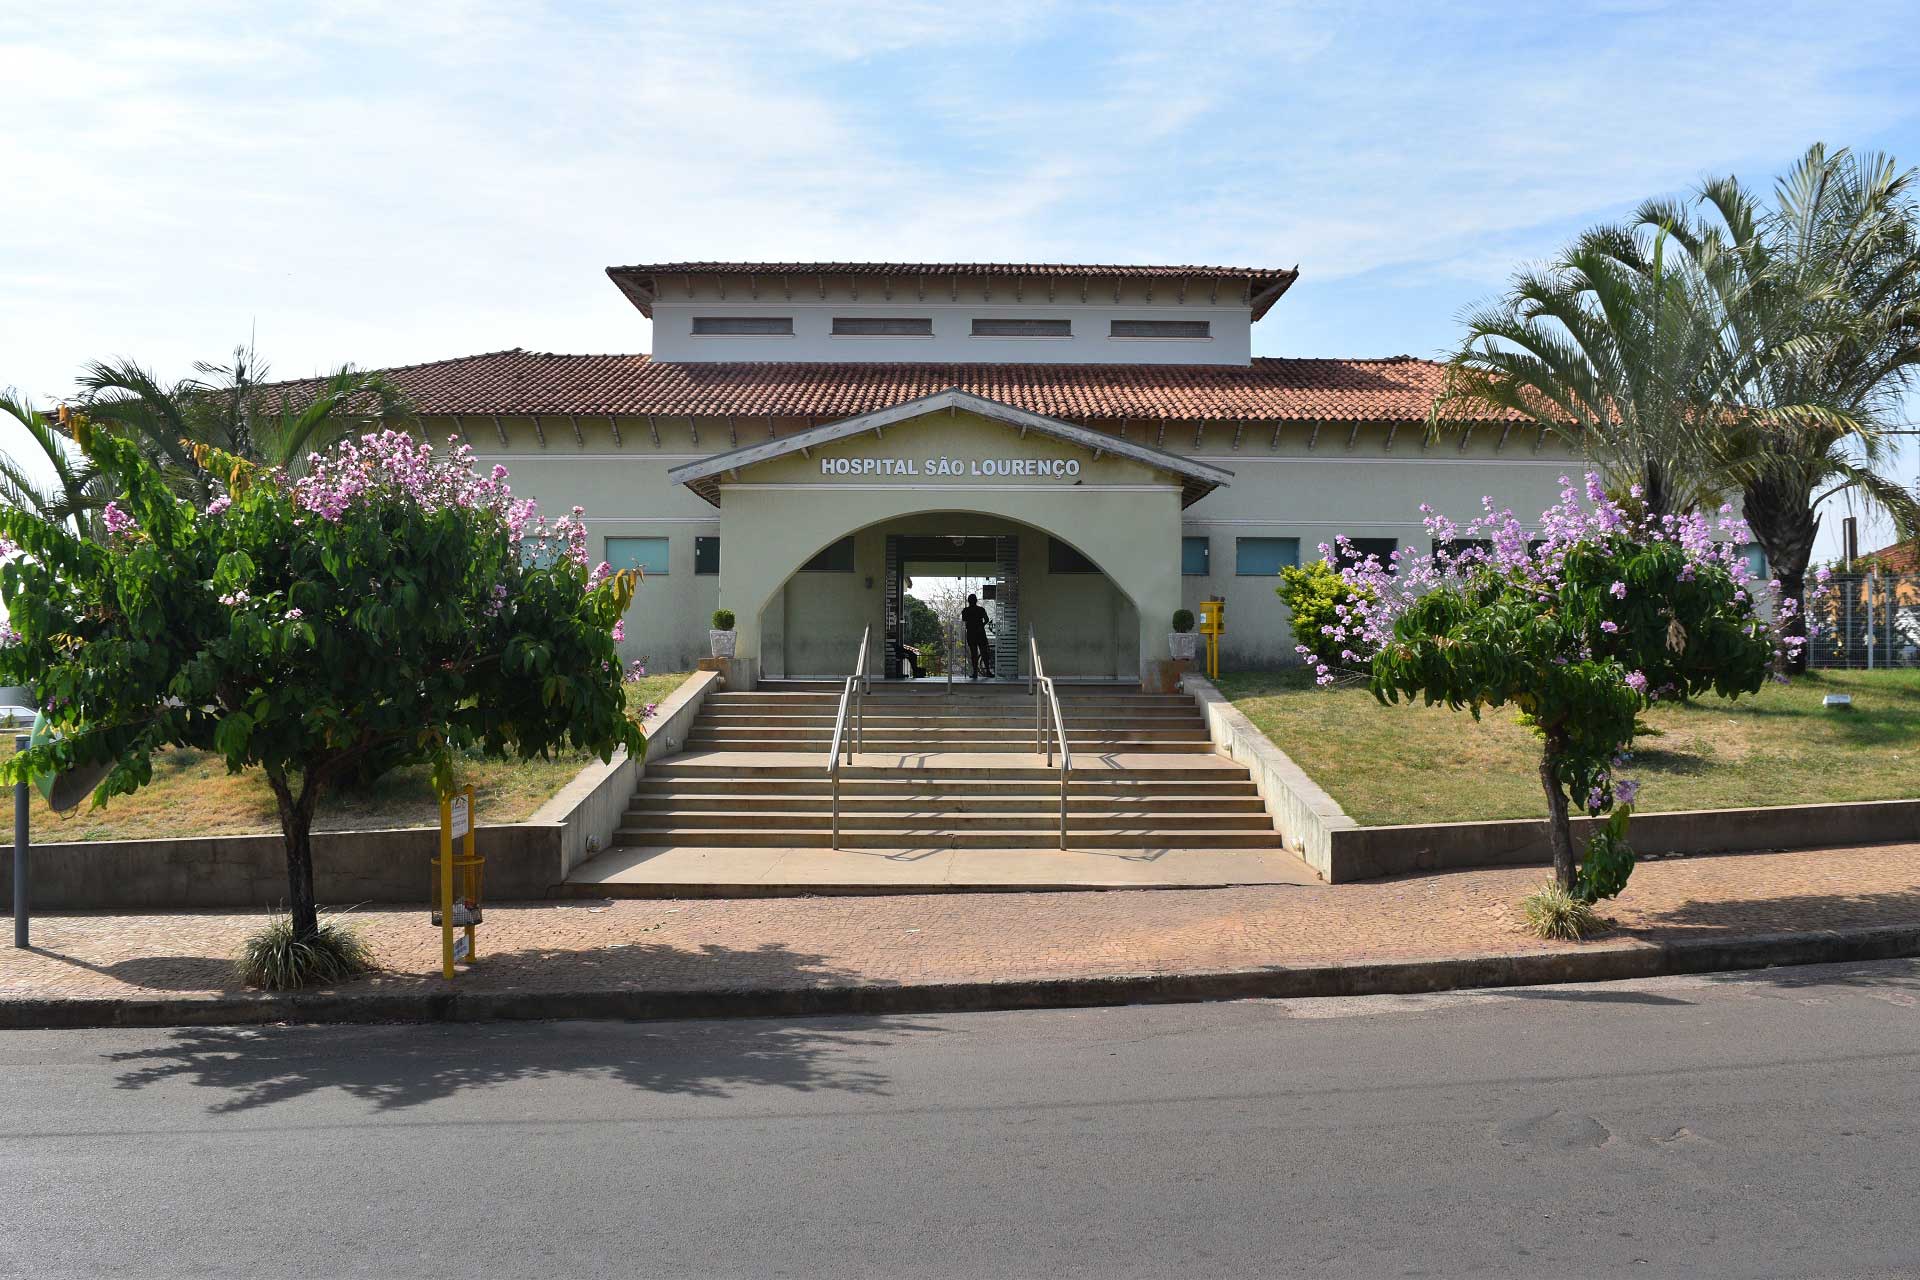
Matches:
[439,411,1584,674]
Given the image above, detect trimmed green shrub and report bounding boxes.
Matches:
[1277,558,1375,671]
[712,608,736,630]
[1172,608,1195,633]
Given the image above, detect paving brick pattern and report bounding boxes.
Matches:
[4,844,1918,1006]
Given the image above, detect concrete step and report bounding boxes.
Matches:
[684,741,1220,755]
[687,725,1206,742]
[628,792,1266,813]
[630,779,1260,799]
[697,709,1204,724]
[646,761,1240,780]
[621,810,1268,832]
[608,827,1284,850]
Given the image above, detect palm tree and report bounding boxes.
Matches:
[0,390,109,539]
[77,344,412,504]
[1645,146,1920,666]
[1432,221,1743,517]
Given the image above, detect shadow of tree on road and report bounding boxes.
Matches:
[105,939,940,1115]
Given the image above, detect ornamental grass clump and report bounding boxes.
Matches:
[1520,882,1605,941]
[1336,474,1805,907]
[237,913,376,990]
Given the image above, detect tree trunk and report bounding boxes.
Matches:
[1538,736,1577,891]
[266,768,320,942]
[1743,473,1819,676]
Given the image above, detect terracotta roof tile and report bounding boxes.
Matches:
[605,262,1301,318]
[273,349,1522,426]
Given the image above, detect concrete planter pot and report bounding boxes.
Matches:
[1168,631,1199,661]
[709,629,738,658]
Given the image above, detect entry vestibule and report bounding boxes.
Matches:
[667,390,1226,687]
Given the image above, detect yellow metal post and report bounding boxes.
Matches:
[461,785,477,966]
[438,794,454,980]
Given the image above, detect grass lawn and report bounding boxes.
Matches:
[1,672,696,843]
[1217,667,1920,827]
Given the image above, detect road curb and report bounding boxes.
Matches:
[5,922,1917,1030]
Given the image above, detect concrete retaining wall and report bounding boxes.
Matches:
[1182,674,1920,883]
[1182,674,1356,879]
[0,670,724,910]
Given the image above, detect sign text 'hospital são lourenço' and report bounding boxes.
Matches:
[821,456,1082,478]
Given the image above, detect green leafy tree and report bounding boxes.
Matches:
[0,422,643,948]
[1354,476,1782,898]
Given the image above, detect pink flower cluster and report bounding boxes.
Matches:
[101,501,137,537]
[1304,474,1809,690]
[292,432,541,548]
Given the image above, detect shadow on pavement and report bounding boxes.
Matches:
[104,940,939,1115]
[1630,886,1920,936]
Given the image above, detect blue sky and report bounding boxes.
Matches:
[3,0,1918,552]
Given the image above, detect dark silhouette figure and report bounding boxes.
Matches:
[961,593,993,679]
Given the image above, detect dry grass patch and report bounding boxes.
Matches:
[1217,667,1920,827]
[2,671,695,843]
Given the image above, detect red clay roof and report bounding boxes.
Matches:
[270,349,1521,425]
[607,262,1301,318]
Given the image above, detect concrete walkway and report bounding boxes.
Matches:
[5,842,1918,1028]
[565,843,1321,895]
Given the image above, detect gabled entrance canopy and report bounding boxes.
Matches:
[667,388,1232,507]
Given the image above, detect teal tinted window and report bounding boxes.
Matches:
[800,536,856,572]
[1182,536,1210,576]
[1235,537,1299,576]
[1741,543,1767,579]
[606,536,669,575]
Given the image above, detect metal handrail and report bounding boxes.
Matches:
[826,625,871,848]
[1028,629,1072,849]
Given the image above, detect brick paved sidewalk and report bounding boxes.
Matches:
[4,843,1918,1012]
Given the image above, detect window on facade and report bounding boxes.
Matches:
[832,317,933,336]
[1110,319,1211,339]
[1048,538,1100,574]
[691,316,793,335]
[799,535,856,572]
[1235,537,1299,576]
[606,536,670,576]
[972,318,1071,337]
[1432,538,1492,559]
[1740,542,1767,579]
[694,536,720,576]
[1182,536,1211,576]
[1336,537,1398,571]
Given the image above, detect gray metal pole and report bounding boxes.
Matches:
[13,733,28,949]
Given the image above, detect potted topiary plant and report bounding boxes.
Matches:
[1169,608,1198,661]
[710,608,737,658]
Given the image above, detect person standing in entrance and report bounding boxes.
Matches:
[961,593,994,679]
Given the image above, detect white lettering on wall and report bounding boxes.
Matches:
[820,456,1082,480]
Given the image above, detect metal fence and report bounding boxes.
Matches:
[1806,572,1920,669]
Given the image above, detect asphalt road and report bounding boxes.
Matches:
[2,960,1917,1280]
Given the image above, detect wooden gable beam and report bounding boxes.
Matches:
[1497,422,1514,451]
[1535,426,1549,452]
[1177,275,1188,304]
[688,417,698,447]
[781,273,792,300]
[1346,422,1360,451]
[568,414,584,446]
[1307,423,1321,450]
[1230,422,1245,450]
[608,414,623,446]
[1458,426,1473,452]
[716,274,727,300]
[489,414,507,446]
[1384,422,1399,450]
[645,414,659,447]
[529,414,547,446]
[1014,274,1023,303]
[1270,423,1283,449]
[748,273,758,300]
[727,415,739,447]
[1192,422,1205,449]
[682,273,694,299]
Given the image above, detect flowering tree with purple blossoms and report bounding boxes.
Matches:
[1350,475,1792,900]
[0,423,643,955]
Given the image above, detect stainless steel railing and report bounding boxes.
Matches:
[827,625,870,848]
[1028,628,1072,849]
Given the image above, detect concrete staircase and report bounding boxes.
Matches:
[685,682,1217,754]
[611,682,1284,852]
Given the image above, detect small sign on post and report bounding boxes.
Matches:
[434,785,483,980]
